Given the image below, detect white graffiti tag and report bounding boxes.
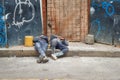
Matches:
[13,0,35,28]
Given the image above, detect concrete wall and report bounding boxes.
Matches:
[90,0,120,46]
[0,0,42,47]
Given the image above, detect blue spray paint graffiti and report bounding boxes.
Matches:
[0,5,7,47]
[102,2,115,16]
[91,19,107,38]
[91,19,101,38]
[90,0,120,44]
[91,1,115,17]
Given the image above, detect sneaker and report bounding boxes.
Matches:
[37,56,49,63]
[42,57,49,63]
[37,59,42,63]
[37,56,44,63]
[51,54,57,60]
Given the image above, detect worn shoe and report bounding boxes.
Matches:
[51,54,57,60]
[37,56,44,63]
[42,57,49,63]
[37,56,49,63]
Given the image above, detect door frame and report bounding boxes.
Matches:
[42,0,47,35]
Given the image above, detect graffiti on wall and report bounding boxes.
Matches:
[0,5,7,47]
[4,0,42,46]
[90,0,120,44]
[13,0,35,28]
[91,1,115,17]
[91,19,103,38]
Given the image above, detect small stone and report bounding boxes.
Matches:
[85,34,94,45]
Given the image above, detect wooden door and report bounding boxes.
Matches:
[47,0,89,41]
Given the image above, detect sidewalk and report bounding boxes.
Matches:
[0,42,120,57]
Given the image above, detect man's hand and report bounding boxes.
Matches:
[58,36,64,40]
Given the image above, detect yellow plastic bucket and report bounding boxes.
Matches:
[24,36,33,47]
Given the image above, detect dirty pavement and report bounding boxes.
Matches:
[0,57,120,80]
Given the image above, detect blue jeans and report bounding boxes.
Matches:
[51,38,68,54]
[35,40,48,57]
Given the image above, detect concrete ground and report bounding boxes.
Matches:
[0,57,120,80]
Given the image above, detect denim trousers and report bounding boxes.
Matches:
[35,40,48,57]
[51,38,68,54]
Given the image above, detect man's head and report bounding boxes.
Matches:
[39,35,48,43]
[50,34,65,40]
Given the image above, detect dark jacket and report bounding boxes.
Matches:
[33,35,48,43]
